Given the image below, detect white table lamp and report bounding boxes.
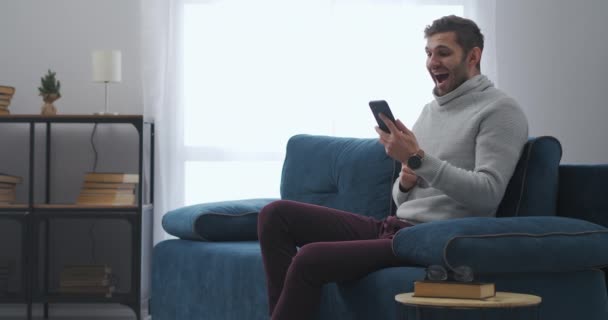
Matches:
[92,50,122,115]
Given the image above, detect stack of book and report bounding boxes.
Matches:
[59,265,115,297]
[76,172,138,206]
[0,86,15,115]
[413,280,496,299]
[0,173,22,205]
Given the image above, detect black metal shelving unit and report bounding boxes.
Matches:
[0,115,154,320]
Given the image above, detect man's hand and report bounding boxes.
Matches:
[374,113,420,163]
[399,165,418,191]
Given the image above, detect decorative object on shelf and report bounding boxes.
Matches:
[38,69,61,116]
[0,86,16,115]
[92,50,122,115]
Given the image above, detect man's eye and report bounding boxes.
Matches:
[438,51,451,57]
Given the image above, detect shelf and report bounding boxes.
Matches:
[0,114,153,320]
[0,114,144,124]
[34,204,138,209]
[0,204,28,209]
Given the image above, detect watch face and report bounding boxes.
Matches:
[407,155,422,169]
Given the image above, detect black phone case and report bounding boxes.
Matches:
[369,100,396,133]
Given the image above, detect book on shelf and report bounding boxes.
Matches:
[413,280,496,299]
[61,264,112,277]
[59,264,115,297]
[77,173,138,205]
[0,86,15,96]
[0,182,17,189]
[0,191,16,203]
[0,109,9,116]
[0,188,15,196]
[0,100,10,108]
[0,174,22,184]
[84,172,139,184]
[76,193,136,205]
[59,285,115,297]
[82,182,137,189]
[60,277,112,287]
[79,188,135,195]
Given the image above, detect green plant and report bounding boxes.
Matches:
[38,69,61,97]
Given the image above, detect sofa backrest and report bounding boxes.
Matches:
[495,136,562,217]
[281,134,399,220]
[281,135,565,220]
[557,164,608,228]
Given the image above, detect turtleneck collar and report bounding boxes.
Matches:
[433,74,494,106]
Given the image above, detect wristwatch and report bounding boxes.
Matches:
[407,149,425,170]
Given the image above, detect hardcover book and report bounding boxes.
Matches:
[413,280,496,299]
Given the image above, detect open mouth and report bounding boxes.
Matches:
[434,73,449,85]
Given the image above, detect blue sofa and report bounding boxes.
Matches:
[151,134,608,320]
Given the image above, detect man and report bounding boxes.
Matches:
[258,15,528,320]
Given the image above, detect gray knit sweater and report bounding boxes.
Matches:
[392,75,528,224]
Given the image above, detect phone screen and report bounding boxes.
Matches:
[369,100,396,133]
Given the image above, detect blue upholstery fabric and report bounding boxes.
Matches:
[162,198,277,241]
[558,165,608,228]
[152,241,608,320]
[151,240,426,320]
[281,134,399,220]
[495,136,562,217]
[393,216,608,273]
[152,134,608,320]
[151,240,268,320]
[557,165,608,289]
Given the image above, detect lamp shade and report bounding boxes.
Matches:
[92,50,122,82]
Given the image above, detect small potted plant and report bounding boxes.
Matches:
[38,69,61,115]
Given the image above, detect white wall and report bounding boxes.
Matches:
[496,0,608,164]
[0,0,142,114]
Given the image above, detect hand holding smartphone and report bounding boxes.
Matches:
[369,100,396,133]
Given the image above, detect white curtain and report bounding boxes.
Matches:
[141,0,496,244]
[141,0,184,244]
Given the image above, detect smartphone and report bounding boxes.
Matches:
[369,100,396,133]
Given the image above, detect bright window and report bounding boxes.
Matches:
[183,1,464,204]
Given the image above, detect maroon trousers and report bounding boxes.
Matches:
[257,200,413,320]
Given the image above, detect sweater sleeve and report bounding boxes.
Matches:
[392,178,410,206]
[413,98,529,215]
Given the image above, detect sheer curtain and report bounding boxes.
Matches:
[141,0,496,243]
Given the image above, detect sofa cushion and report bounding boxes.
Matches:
[162,198,277,241]
[495,136,562,217]
[392,216,608,273]
[281,134,399,220]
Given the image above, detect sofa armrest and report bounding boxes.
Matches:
[392,216,608,273]
[162,198,278,241]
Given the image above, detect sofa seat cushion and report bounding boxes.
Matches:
[162,198,277,241]
[392,216,608,273]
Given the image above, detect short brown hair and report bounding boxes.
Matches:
[424,15,484,69]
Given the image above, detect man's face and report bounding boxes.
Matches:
[425,32,472,96]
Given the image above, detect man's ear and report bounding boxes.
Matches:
[468,47,482,68]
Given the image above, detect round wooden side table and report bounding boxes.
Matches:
[395,292,542,320]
